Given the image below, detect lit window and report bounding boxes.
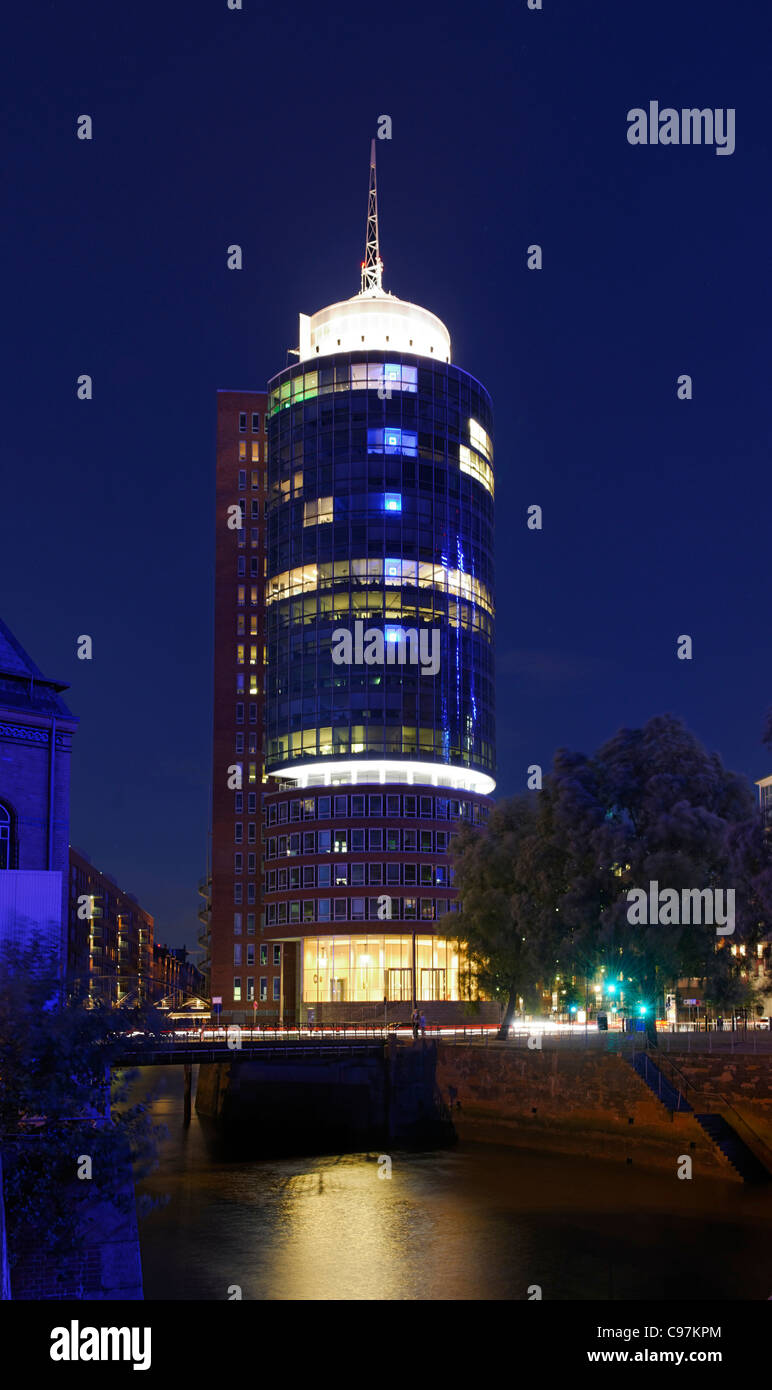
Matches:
[469,418,492,461]
[384,493,402,512]
[252,441,259,462]
[367,427,418,456]
[239,441,247,459]
[459,445,494,498]
[233,977,242,1001]
[303,497,334,526]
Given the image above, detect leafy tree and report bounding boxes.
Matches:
[453,796,561,1038]
[452,716,772,1036]
[0,942,165,1267]
[537,716,769,1023]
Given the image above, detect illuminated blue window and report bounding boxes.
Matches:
[384,625,403,644]
[384,558,401,584]
[384,493,402,512]
[367,428,418,457]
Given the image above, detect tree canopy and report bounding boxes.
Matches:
[452,715,772,1032]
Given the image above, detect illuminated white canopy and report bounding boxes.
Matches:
[267,758,494,797]
[298,292,451,365]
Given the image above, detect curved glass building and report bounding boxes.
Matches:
[261,144,496,1019]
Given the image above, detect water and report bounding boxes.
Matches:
[136,1067,772,1301]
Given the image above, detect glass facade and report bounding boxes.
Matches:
[302,934,477,1004]
[265,351,495,782]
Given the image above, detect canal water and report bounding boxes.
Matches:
[136,1067,772,1301]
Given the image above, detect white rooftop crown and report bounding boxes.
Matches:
[297,140,451,365]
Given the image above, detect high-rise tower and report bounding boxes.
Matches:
[259,144,496,1022]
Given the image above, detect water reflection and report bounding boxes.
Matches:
[136,1068,772,1301]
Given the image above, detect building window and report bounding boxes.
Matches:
[0,804,12,871]
[303,497,333,527]
[251,469,260,489]
[247,912,255,934]
[251,412,260,432]
[273,945,281,966]
[273,977,280,1001]
[260,944,267,965]
[238,469,247,489]
[239,440,247,459]
[234,944,242,965]
[259,977,268,1001]
[233,913,242,934]
[233,977,242,1001]
[247,977,254,1002]
[239,413,247,432]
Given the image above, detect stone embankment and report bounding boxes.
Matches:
[435,1043,771,1180]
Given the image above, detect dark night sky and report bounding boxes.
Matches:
[1,0,769,951]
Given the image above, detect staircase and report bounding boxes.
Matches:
[692,1113,770,1184]
[629,1052,691,1111]
[628,1051,769,1183]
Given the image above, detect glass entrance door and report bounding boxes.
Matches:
[420,968,446,1001]
[386,968,412,1001]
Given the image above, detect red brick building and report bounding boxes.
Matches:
[201,392,282,1022]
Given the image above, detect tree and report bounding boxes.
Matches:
[0,941,164,1267]
[453,796,559,1038]
[452,715,772,1038]
[538,715,769,1023]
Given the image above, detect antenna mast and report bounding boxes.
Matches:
[360,138,384,294]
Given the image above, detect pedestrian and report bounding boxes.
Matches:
[411,1007,419,1039]
[420,1010,427,1037]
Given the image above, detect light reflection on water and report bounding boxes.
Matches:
[136,1068,772,1301]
